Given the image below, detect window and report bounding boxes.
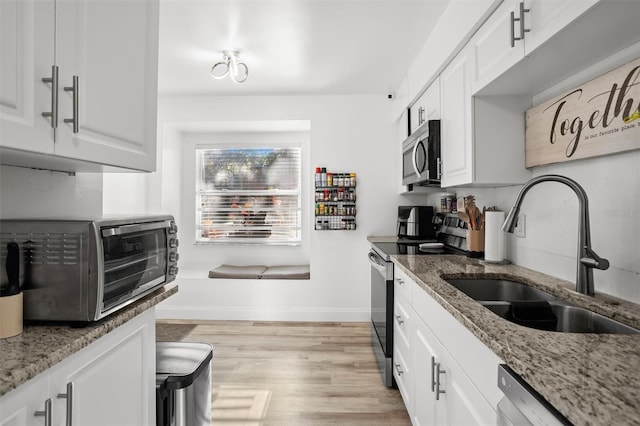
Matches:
[196,146,302,244]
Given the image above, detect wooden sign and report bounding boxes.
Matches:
[526,57,640,168]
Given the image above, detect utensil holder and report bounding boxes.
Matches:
[0,292,23,339]
[467,230,485,258]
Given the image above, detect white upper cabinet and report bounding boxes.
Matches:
[470,0,525,94]
[470,0,601,95]
[0,0,55,154]
[0,0,159,172]
[440,47,474,187]
[409,78,440,135]
[523,0,599,55]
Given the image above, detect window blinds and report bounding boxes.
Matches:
[196,147,302,244]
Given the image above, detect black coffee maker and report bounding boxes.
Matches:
[397,206,436,239]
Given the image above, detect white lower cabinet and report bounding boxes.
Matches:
[0,309,155,426]
[0,374,50,426]
[393,267,502,425]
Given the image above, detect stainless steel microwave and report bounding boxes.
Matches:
[402,119,441,187]
[0,215,179,322]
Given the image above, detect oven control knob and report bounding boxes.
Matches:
[169,222,178,234]
[169,238,179,248]
[169,266,179,276]
[169,252,179,262]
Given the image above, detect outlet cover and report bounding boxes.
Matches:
[515,214,526,238]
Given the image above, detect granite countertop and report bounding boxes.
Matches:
[0,284,178,397]
[391,254,640,425]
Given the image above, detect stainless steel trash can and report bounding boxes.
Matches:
[156,342,213,426]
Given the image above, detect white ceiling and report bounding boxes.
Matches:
[158,0,450,97]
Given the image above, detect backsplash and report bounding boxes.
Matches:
[423,149,640,304]
[0,166,103,219]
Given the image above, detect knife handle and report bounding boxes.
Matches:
[6,242,20,295]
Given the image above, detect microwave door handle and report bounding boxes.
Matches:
[101,220,172,237]
[412,141,421,177]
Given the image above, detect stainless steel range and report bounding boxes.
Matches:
[368,213,468,387]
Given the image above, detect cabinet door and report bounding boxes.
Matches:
[409,79,441,135]
[523,0,599,55]
[470,0,525,94]
[440,46,473,187]
[0,0,55,154]
[54,0,159,171]
[440,349,497,426]
[412,319,440,426]
[0,373,50,426]
[50,311,156,426]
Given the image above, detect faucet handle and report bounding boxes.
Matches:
[581,246,610,270]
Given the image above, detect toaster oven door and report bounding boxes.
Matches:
[101,222,169,312]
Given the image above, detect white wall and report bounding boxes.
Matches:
[0,166,103,218]
[143,94,407,321]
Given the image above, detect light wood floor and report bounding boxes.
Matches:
[156,320,411,426]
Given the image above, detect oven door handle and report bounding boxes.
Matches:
[368,251,388,274]
[101,220,172,237]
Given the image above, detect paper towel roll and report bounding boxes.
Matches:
[484,211,506,262]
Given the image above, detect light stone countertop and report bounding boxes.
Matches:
[391,254,640,426]
[0,284,178,397]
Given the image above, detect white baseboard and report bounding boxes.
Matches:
[156,305,370,322]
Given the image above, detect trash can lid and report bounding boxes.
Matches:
[156,342,214,390]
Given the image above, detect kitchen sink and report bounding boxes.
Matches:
[446,278,640,334]
[446,278,558,302]
[481,302,639,334]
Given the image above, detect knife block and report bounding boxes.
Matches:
[467,229,485,258]
[0,292,23,338]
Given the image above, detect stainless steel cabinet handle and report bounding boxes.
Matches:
[418,106,426,126]
[57,382,74,426]
[41,65,58,128]
[395,278,404,285]
[518,2,531,40]
[34,398,52,426]
[431,356,437,392]
[394,363,403,376]
[510,2,530,47]
[435,363,446,400]
[64,75,79,133]
[395,314,404,325]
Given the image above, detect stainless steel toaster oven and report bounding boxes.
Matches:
[0,215,179,322]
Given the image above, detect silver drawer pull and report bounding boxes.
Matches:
[34,398,52,426]
[394,363,404,376]
[395,314,404,325]
[396,278,404,285]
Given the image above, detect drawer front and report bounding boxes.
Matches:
[394,292,412,353]
[393,343,413,413]
[394,266,413,303]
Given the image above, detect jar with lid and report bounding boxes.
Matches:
[350,173,356,187]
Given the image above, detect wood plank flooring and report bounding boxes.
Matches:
[156,320,411,426]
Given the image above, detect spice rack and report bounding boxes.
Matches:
[314,167,356,230]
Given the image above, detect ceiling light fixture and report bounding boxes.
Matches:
[210,50,248,83]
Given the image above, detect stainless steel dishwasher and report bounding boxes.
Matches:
[497,365,571,426]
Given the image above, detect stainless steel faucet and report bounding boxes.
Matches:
[501,174,609,296]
